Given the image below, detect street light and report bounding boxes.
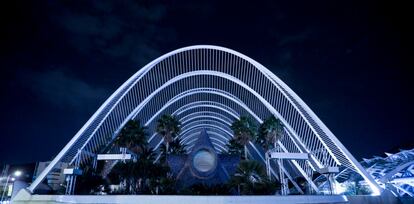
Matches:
[13,171,22,177]
[0,170,23,202]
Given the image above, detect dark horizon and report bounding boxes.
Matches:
[1,0,412,164]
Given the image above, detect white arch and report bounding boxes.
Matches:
[174,102,240,119]
[134,84,264,126]
[180,115,233,126]
[127,72,329,180]
[180,124,233,144]
[179,111,234,124]
[181,131,228,147]
[154,124,232,152]
[148,109,234,143]
[181,127,231,145]
[28,45,380,195]
[180,119,232,133]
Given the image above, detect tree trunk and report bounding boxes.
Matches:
[266,151,271,179]
[244,145,248,160]
[166,142,169,155]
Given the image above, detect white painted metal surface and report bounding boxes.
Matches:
[319,167,339,174]
[97,154,132,161]
[27,45,380,195]
[63,168,83,176]
[270,152,309,160]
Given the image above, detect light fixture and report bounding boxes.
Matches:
[13,170,22,177]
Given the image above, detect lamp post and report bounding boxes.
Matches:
[1,170,22,202]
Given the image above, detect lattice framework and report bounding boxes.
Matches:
[28,45,380,194]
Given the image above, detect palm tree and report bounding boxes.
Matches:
[159,138,186,162]
[167,138,187,154]
[230,116,257,160]
[109,146,175,194]
[111,160,140,194]
[149,173,177,195]
[229,160,278,195]
[226,138,244,157]
[257,116,284,151]
[257,116,284,187]
[156,114,181,155]
[135,147,167,194]
[114,120,148,154]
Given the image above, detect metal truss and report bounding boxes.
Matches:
[28,45,380,195]
[329,148,414,197]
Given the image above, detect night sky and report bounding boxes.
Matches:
[1,1,412,164]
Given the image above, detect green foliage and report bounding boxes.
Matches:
[107,118,181,195]
[159,138,187,163]
[107,147,279,195]
[75,166,107,195]
[156,114,181,154]
[160,138,187,155]
[104,116,280,196]
[231,116,257,146]
[230,116,257,160]
[110,160,140,194]
[170,138,187,154]
[148,174,177,195]
[257,116,284,151]
[226,138,244,157]
[156,114,181,143]
[109,146,176,194]
[114,120,148,153]
[229,160,279,195]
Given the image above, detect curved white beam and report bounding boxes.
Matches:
[181,131,228,146]
[136,86,263,127]
[127,72,319,177]
[185,138,227,151]
[174,101,240,118]
[148,108,234,143]
[180,124,233,143]
[181,125,232,139]
[29,45,380,195]
[143,89,238,126]
[179,111,234,124]
[120,71,313,169]
[181,128,231,145]
[127,70,351,188]
[180,115,232,127]
[180,119,232,133]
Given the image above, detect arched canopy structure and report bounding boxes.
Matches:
[324,148,414,197]
[28,45,380,195]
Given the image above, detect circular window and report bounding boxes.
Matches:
[193,150,216,172]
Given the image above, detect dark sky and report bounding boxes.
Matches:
[0,0,412,164]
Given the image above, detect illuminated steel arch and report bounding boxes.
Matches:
[28,45,380,194]
[321,148,414,197]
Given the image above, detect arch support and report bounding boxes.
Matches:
[28,45,380,195]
